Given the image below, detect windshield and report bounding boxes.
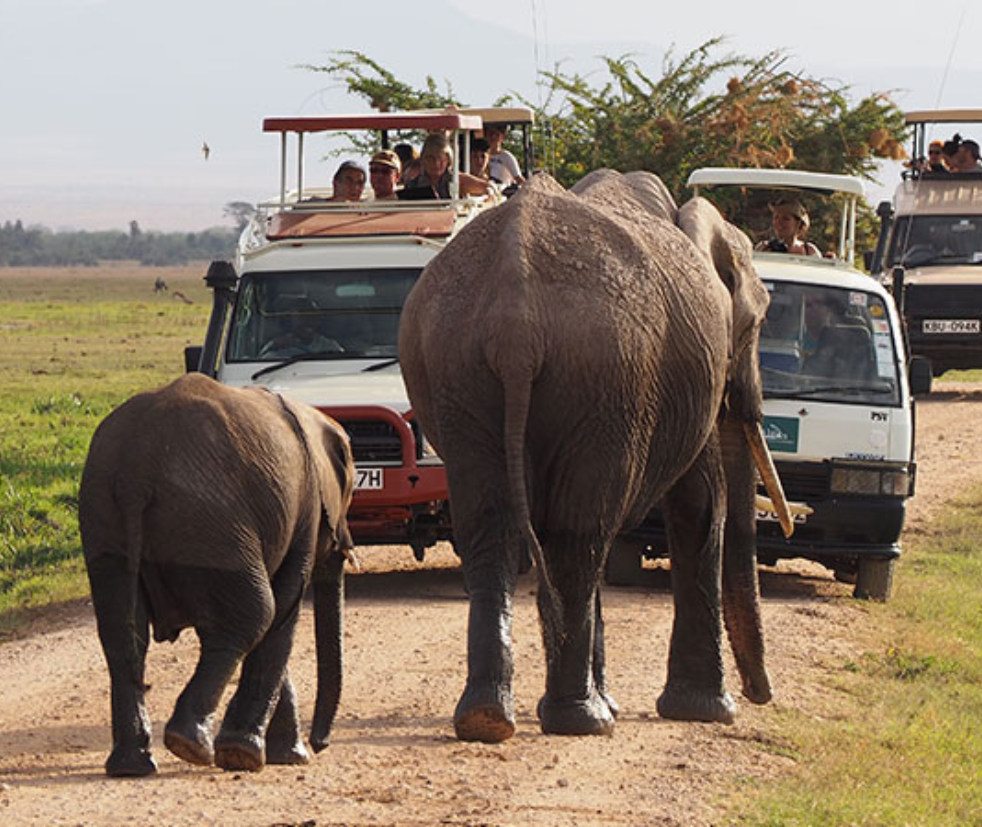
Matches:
[885,215,982,268]
[759,281,901,406]
[226,268,421,362]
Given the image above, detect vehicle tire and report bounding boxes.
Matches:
[604,538,645,587]
[854,557,895,601]
[909,356,933,395]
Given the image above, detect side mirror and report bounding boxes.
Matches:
[184,345,204,374]
[908,355,933,395]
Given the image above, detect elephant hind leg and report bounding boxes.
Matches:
[215,548,309,771]
[86,553,157,777]
[536,534,615,737]
[453,590,517,744]
[164,567,274,767]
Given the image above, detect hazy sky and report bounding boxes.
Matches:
[1,0,977,231]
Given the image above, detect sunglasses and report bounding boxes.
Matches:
[928,149,942,156]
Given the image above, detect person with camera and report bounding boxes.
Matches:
[755,199,822,257]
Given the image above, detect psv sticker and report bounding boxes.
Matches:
[763,416,799,453]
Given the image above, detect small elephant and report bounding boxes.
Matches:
[78,373,355,776]
[399,171,790,742]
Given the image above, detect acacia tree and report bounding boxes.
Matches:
[304,40,908,251]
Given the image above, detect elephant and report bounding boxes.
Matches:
[398,170,792,742]
[78,373,355,776]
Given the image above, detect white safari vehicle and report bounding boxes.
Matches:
[187,108,534,559]
[608,168,923,600]
[871,109,982,387]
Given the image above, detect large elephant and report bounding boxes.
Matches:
[78,373,355,776]
[398,170,790,742]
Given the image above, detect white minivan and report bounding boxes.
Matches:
[608,168,925,600]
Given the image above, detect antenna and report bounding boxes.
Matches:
[529,0,554,174]
[897,10,966,260]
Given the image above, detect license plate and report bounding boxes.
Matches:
[355,467,384,490]
[922,319,980,334]
[756,509,808,525]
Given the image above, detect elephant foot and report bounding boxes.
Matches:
[741,671,773,705]
[453,683,516,743]
[266,737,310,766]
[537,693,616,737]
[105,745,157,778]
[656,684,736,724]
[164,717,215,766]
[214,734,265,773]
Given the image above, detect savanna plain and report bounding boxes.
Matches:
[1,265,982,826]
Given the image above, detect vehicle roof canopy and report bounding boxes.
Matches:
[687,167,865,198]
[905,109,982,125]
[263,112,484,134]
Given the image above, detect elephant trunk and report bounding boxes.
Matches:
[309,551,345,753]
[720,417,773,705]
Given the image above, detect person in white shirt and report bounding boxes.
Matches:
[485,124,525,187]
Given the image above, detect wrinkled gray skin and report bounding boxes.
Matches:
[79,373,355,776]
[399,171,771,742]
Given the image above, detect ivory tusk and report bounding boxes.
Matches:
[343,547,361,572]
[744,421,796,538]
[755,495,814,516]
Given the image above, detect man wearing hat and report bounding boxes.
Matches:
[756,198,821,257]
[369,150,402,200]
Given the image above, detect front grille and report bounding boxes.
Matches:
[336,419,403,463]
[906,283,982,317]
[772,462,829,502]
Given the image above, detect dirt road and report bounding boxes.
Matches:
[2,385,981,826]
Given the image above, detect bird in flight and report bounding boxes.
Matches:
[202,141,211,161]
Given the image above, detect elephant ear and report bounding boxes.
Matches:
[678,197,769,364]
[678,197,770,422]
[282,397,356,557]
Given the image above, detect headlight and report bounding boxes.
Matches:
[409,418,442,462]
[830,463,911,497]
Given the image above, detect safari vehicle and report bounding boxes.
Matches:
[608,168,922,600]
[872,109,982,387]
[187,108,533,559]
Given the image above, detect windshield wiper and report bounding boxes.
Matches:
[250,351,351,381]
[363,357,400,372]
[791,383,895,397]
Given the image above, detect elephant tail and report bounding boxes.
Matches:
[500,356,564,651]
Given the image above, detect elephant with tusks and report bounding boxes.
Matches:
[399,170,793,742]
[79,373,355,775]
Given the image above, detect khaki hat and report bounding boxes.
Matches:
[770,198,809,232]
[370,149,401,173]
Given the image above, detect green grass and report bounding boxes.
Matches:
[0,265,210,629]
[730,488,982,826]
[939,368,982,383]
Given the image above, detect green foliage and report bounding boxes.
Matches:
[0,220,237,267]
[298,50,463,155]
[307,40,908,253]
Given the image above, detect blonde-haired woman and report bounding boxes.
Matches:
[402,133,491,199]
